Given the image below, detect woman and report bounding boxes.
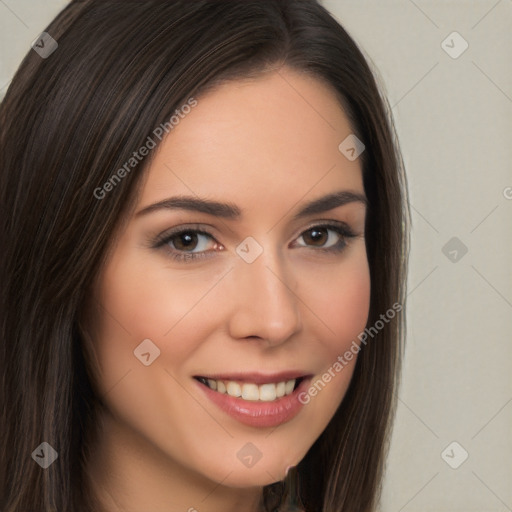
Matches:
[0,1,409,511]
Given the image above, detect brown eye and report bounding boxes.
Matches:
[152,226,225,263]
[171,232,199,251]
[293,223,357,253]
[297,226,344,249]
[163,230,217,253]
[302,227,329,246]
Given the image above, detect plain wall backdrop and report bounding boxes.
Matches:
[1,1,511,510]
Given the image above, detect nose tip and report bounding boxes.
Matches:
[227,259,302,346]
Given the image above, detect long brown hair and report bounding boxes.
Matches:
[0,1,409,511]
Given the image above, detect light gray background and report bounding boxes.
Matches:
[1,1,511,510]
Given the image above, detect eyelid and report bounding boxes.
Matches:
[150,223,219,248]
[294,219,357,238]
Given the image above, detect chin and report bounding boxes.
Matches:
[213,466,285,488]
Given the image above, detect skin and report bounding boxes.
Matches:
[84,66,370,512]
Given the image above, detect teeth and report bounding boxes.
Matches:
[200,377,299,402]
[241,383,259,401]
[259,383,276,401]
[226,381,242,397]
[285,379,295,395]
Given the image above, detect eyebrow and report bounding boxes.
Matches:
[135,190,368,220]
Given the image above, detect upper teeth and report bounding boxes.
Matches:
[201,378,297,402]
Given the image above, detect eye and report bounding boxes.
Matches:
[294,223,356,252]
[166,230,215,252]
[151,226,223,262]
[297,226,338,248]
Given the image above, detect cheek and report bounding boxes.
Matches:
[298,247,370,399]
[97,260,206,338]
[277,249,370,460]
[303,247,371,351]
[90,253,225,377]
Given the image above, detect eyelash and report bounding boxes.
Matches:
[151,222,358,263]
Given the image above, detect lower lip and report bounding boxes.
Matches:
[194,377,312,428]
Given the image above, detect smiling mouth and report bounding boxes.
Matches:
[194,376,305,402]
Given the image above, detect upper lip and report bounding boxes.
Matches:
[194,371,313,385]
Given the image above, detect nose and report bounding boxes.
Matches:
[226,248,302,346]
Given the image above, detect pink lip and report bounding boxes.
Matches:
[194,370,310,385]
[194,376,313,428]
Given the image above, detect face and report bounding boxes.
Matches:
[85,67,370,507]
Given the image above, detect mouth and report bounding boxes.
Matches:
[193,372,314,428]
[193,374,309,402]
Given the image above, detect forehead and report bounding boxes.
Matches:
[138,68,364,211]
